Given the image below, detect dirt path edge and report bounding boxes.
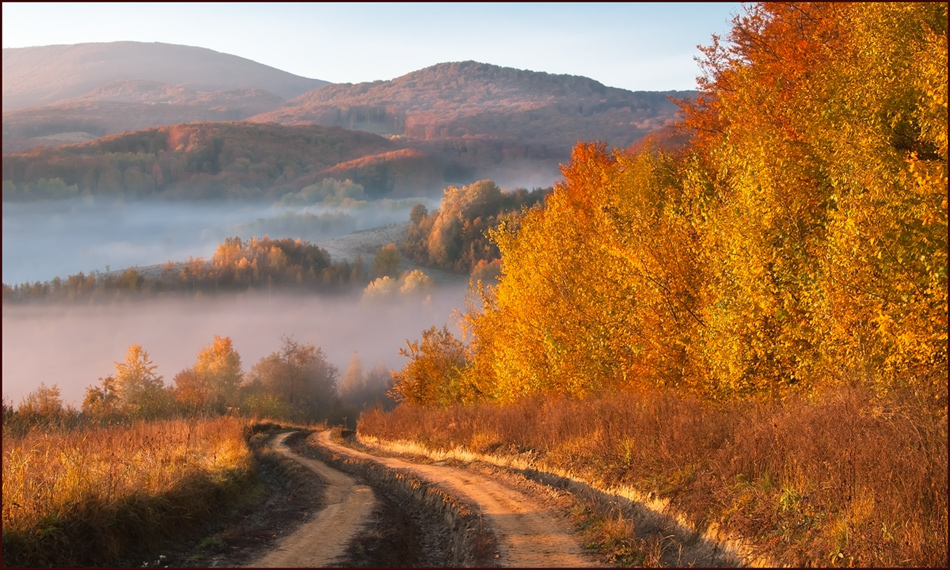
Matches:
[357,435,755,568]
[301,430,502,568]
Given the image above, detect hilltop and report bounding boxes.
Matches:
[2,42,329,153]
[252,60,691,154]
[3,47,692,195]
[2,41,328,111]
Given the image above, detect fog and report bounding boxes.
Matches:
[2,288,469,407]
[2,197,435,285]
[1,175,559,408]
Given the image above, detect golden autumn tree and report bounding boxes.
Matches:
[194,335,243,409]
[679,2,947,397]
[462,142,705,401]
[390,326,469,406]
[113,344,172,419]
[401,1,947,406]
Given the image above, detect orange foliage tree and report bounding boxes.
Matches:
[395,1,947,406]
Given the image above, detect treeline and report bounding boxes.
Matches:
[2,235,367,304]
[1,121,445,201]
[391,2,948,406]
[400,179,549,274]
[3,335,394,436]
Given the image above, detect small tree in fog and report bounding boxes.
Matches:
[410,203,429,225]
[82,376,121,421]
[399,269,434,299]
[247,336,339,422]
[194,335,243,411]
[339,351,366,405]
[114,344,171,419]
[372,243,400,279]
[391,326,468,407]
[362,275,397,303]
[172,367,208,415]
[19,383,65,419]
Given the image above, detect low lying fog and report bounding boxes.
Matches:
[2,288,469,407]
[2,197,434,285]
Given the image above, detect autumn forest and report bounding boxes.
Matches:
[2,2,947,568]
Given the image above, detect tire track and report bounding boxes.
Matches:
[313,430,602,568]
[248,432,376,568]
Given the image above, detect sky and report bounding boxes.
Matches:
[2,2,742,92]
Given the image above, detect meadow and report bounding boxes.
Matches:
[2,416,254,567]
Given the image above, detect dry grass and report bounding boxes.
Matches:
[2,416,254,567]
[358,385,948,567]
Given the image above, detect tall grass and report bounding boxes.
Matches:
[359,386,948,567]
[2,416,253,567]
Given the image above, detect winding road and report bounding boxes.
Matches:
[251,430,603,568]
[248,432,377,568]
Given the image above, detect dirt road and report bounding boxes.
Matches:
[311,430,603,568]
[247,432,377,568]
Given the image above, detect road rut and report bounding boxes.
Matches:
[248,432,376,568]
[313,430,602,568]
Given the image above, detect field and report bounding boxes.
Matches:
[2,416,254,567]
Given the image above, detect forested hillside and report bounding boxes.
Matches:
[251,60,689,156]
[373,4,947,566]
[1,122,446,200]
[1,82,286,154]
[393,1,947,405]
[399,179,549,274]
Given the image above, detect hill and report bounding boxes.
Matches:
[1,81,288,154]
[250,61,692,155]
[2,49,693,190]
[1,42,329,153]
[1,122,446,200]
[2,42,329,111]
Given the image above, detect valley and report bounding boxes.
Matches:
[2,3,947,567]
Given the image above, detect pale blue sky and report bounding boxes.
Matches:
[2,2,741,91]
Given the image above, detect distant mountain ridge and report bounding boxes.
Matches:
[1,41,329,111]
[3,43,694,196]
[253,60,692,153]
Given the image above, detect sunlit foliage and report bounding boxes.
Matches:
[397,1,948,405]
[401,180,548,273]
[113,344,173,419]
[2,416,252,567]
[174,335,243,413]
[390,326,471,406]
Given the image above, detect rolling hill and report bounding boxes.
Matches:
[3,44,694,196]
[2,42,329,111]
[1,122,447,200]
[251,60,692,156]
[1,42,329,153]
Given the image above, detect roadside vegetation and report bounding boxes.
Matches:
[360,384,947,567]
[2,327,396,566]
[1,415,253,567]
[373,2,948,567]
